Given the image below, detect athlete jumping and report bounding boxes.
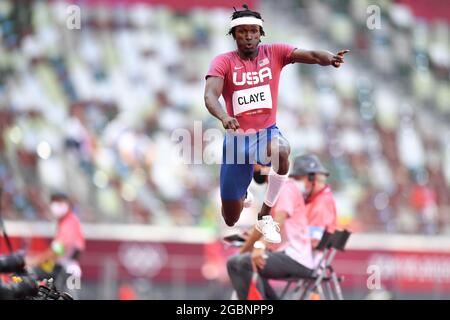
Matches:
[204,5,348,243]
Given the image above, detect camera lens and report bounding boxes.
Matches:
[0,252,26,273]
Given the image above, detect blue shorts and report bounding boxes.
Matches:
[220,124,282,200]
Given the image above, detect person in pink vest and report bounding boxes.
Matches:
[289,154,337,249]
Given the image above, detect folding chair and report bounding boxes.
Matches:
[297,229,351,300]
[324,229,351,300]
[278,230,334,300]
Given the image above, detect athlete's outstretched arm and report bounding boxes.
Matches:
[204,76,240,130]
[291,49,349,68]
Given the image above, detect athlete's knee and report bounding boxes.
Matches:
[224,219,236,227]
[224,216,239,227]
[278,145,290,162]
[270,138,290,159]
[278,137,291,157]
[271,143,290,174]
[222,200,243,226]
[222,208,240,227]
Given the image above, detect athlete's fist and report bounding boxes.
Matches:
[221,115,240,131]
[331,49,349,68]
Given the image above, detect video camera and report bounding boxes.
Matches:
[0,275,39,299]
[0,251,38,299]
[0,252,73,300]
[30,279,74,300]
[0,188,73,300]
[0,252,26,274]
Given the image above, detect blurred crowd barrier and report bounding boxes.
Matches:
[4,221,450,300]
[0,0,449,234]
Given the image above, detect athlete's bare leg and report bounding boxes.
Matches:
[258,136,290,219]
[221,137,289,227]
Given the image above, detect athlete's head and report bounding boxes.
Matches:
[228,4,265,57]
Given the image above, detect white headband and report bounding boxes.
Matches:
[230,17,263,29]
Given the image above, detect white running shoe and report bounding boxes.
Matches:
[243,191,253,208]
[255,215,281,243]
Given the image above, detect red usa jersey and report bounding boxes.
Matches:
[206,43,296,131]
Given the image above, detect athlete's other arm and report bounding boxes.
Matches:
[291,49,349,68]
[204,76,240,130]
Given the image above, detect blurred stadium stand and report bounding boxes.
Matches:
[0,0,449,299]
[1,0,448,235]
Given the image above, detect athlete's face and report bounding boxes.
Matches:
[234,24,261,56]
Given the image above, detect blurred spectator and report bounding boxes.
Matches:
[118,281,138,300]
[0,0,448,235]
[409,170,439,234]
[25,192,85,297]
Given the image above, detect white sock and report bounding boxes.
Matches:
[263,167,288,207]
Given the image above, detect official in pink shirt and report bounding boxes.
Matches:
[227,161,314,300]
[271,180,314,268]
[204,5,349,244]
[306,186,337,233]
[288,155,337,247]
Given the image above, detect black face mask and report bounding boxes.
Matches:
[253,170,268,185]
